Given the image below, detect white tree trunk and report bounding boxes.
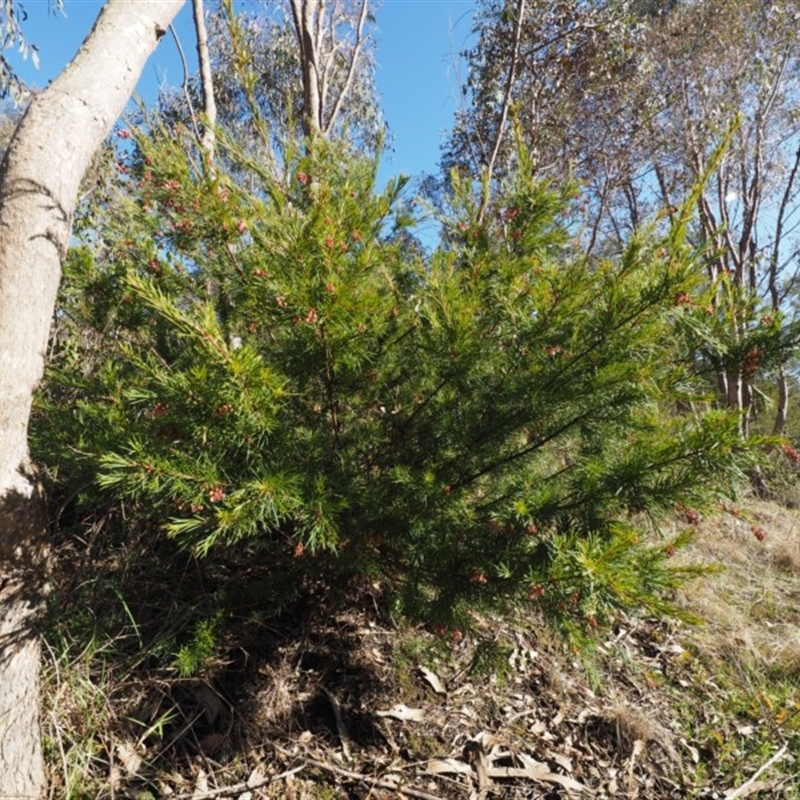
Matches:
[193,0,217,161]
[0,1,184,795]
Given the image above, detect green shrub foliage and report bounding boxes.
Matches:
[35,125,771,637]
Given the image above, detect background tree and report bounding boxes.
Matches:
[0,2,184,795]
[162,0,382,174]
[447,0,800,438]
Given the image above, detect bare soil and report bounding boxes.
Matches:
[44,499,800,798]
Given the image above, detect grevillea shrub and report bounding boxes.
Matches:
[34,127,772,638]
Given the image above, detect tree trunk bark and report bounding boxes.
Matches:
[0,1,184,796]
[774,367,789,436]
[193,0,217,162]
[291,0,323,136]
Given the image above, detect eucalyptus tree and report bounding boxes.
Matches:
[0,2,185,795]
[448,0,800,435]
[163,0,383,172]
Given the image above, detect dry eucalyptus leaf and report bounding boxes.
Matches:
[192,767,209,798]
[426,758,474,775]
[116,741,143,776]
[247,767,266,787]
[419,665,447,694]
[375,704,426,721]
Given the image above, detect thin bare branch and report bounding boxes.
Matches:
[478,0,526,224]
[192,0,217,164]
[324,0,369,137]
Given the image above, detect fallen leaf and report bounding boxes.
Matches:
[426,758,473,775]
[246,767,266,787]
[487,765,589,795]
[375,704,426,722]
[724,779,782,799]
[419,665,446,694]
[192,767,209,798]
[116,741,143,776]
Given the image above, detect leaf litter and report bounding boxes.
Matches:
[43,500,800,798]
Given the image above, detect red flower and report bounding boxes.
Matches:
[782,444,800,464]
[752,526,767,542]
[115,128,131,139]
[683,508,700,525]
[209,486,226,504]
[471,570,488,584]
[528,583,545,599]
[147,402,169,419]
[297,171,309,185]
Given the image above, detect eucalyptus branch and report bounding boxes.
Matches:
[192,0,217,165]
[478,0,526,225]
[324,0,369,137]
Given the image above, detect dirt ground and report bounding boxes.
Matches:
[45,499,800,799]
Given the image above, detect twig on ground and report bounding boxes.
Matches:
[301,755,446,800]
[724,744,788,800]
[170,754,445,800]
[321,685,352,761]
[171,764,305,799]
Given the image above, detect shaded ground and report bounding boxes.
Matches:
[43,498,800,798]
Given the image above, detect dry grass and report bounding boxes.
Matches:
[40,496,800,798]
[675,499,800,671]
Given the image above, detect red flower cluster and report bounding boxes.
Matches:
[752,526,767,542]
[741,346,764,380]
[683,507,700,525]
[782,444,800,464]
[209,486,226,504]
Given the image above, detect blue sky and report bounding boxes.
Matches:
[6,0,476,182]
